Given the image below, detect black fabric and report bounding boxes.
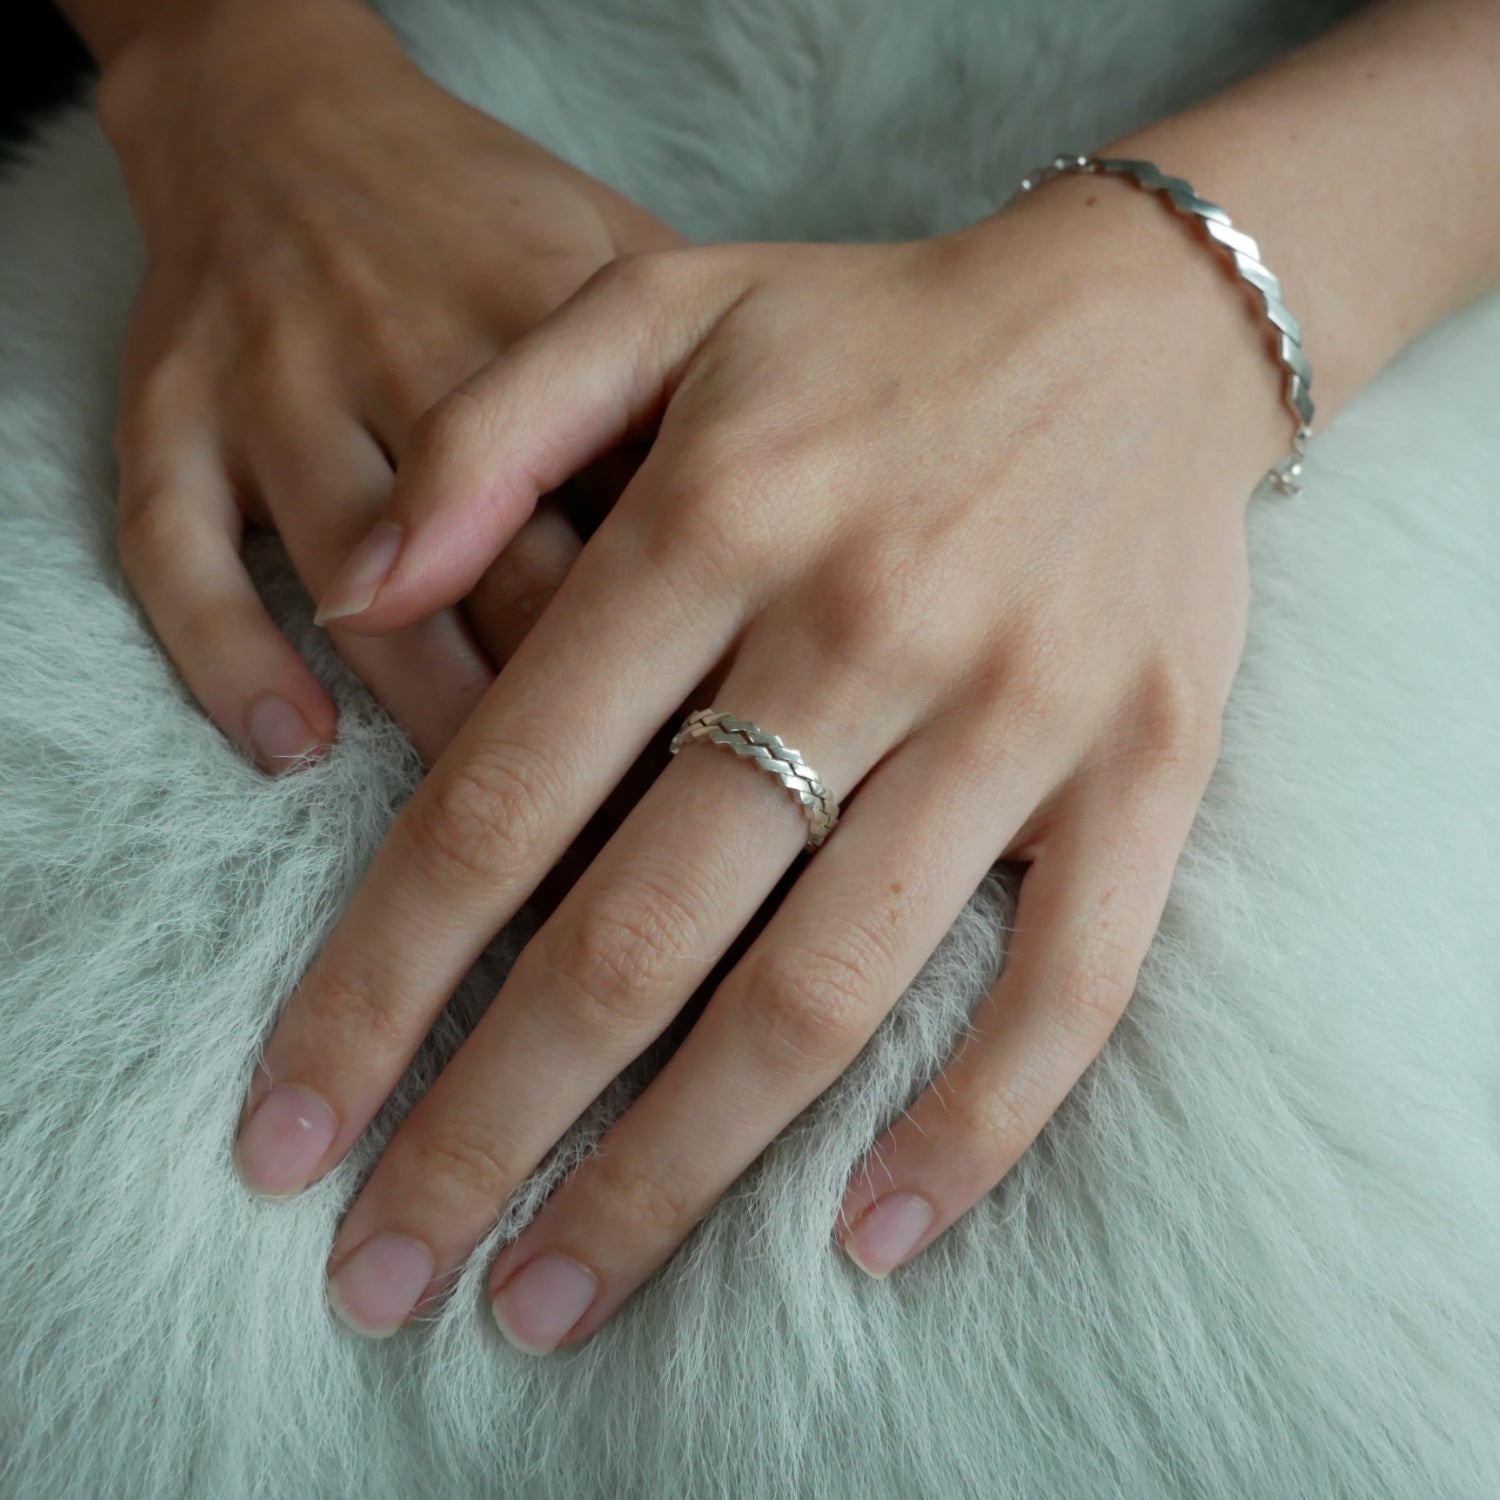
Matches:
[1,2,93,157]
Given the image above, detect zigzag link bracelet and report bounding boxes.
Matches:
[1010,153,1315,496]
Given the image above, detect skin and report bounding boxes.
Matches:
[121,0,1500,1352]
[65,0,687,773]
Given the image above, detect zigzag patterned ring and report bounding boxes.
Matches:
[1010,153,1315,497]
[668,707,841,850]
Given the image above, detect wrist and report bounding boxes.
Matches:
[97,0,408,168]
[951,172,1292,502]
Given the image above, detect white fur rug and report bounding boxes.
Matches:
[2,1,1498,1496]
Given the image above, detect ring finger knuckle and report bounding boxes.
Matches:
[409,1117,519,1206]
[535,874,701,1040]
[113,374,179,466]
[805,551,943,689]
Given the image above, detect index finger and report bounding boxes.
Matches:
[313,246,746,633]
[232,477,742,1198]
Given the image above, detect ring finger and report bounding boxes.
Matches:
[319,657,1043,1342]
[477,704,1068,1352]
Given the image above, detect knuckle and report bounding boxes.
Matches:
[365,340,451,430]
[945,1072,1040,1168]
[240,313,317,395]
[407,738,559,886]
[536,874,700,1038]
[115,489,183,570]
[112,397,161,468]
[296,964,408,1059]
[408,1118,518,1205]
[744,937,879,1074]
[993,618,1072,740]
[115,357,191,443]
[1053,934,1139,1042]
[409,387,489,466]
[502,245,603,313]
[589,248,677,304]
[165,597,258,669]
[1005,933,1142,1076]
[1129,658,1223,785]
[589,1148,691,1240]
[619,478,743,622]
[803,550,932,686]
[648,452,741,556]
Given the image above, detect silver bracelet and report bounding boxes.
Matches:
[1009,154,1314,496]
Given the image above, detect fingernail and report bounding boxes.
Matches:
[246,695,323,774]
[233,1082,338,1198]
[328,1232,436,1337]
[841,1193,935,1279]
[314,521,403,624]
[491,1252,598,1355]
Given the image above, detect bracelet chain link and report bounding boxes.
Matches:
[1010,153,1314,496]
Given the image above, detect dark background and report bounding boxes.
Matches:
[2,1,93,157]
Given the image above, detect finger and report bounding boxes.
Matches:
[529,640,734,928]
[115,424,338,774]
[316,621,920,1337]
[312,247,748,632]
[231,477,745,1207]
[251,418,494,765]
[355,332,591,671]
[476,709,1068,1352]
[461,494,582,668]
[466,490,667,921]
[526,646,735,925]
[832,750,1212,1279]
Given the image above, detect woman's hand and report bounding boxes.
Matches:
[96,0,686,770]
[228,169,1299,1350]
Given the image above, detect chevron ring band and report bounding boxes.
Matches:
[668,708,841,850]
[1010,153,1315,497]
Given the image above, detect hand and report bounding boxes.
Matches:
[98,0,687,771]
[231,172,1292,1350]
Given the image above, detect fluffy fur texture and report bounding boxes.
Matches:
[2,0,1498,1495]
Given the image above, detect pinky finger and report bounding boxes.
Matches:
[116,431,338,775]
[833,761,1207,1279]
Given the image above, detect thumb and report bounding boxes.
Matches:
[312,248,739,635]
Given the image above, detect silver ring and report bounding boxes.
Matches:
[668,708,841,850]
